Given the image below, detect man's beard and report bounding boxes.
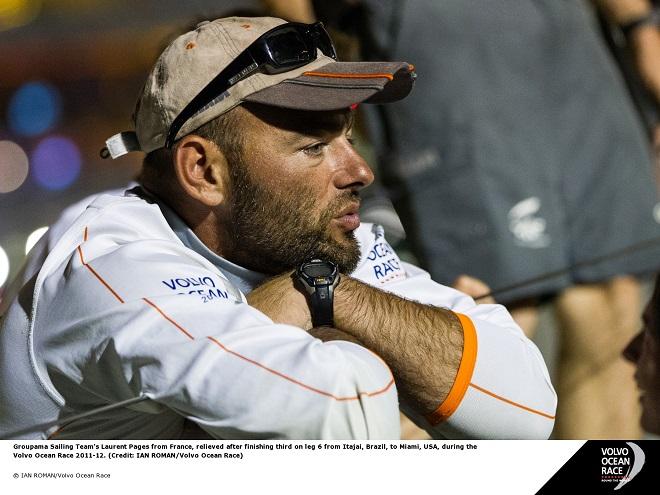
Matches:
[224,160,362,275]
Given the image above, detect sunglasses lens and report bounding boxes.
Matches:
[267,29,315,66]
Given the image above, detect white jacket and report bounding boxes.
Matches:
[0,190,556,439]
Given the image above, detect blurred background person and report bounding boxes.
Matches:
[270,0,660,439]
[596,0,660,149]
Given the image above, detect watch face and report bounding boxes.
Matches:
[304,262,334,278]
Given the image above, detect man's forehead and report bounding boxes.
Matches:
[242,102,353,137]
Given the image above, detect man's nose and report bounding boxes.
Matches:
[334,141,374,191]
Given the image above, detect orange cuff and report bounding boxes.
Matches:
[425,312,478,425]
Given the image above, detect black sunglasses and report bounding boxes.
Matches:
[165,22,337,148]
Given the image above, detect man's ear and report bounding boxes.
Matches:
[172,135,228,207]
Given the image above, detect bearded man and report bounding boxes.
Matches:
[0,17,556,440]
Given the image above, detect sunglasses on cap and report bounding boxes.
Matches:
[165,21,338,148]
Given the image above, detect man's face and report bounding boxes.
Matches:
[222,103,374,275]
[623,279,660,434]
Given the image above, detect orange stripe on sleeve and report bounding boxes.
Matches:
[207,336,395,402]
[425,312,478,425]
[468,382,555,420]
[77,244,125,304]
[142,298,195,341]
[138,298,396,402]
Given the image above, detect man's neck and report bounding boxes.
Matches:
[140,184,234,260]
[139,187,267,294]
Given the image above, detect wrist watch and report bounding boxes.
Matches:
[296,259,340,327]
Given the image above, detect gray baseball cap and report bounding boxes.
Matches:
[104,16,415,159]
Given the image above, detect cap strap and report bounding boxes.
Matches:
[104,132,141,159]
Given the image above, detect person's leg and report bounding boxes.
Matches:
[553,275,642,439]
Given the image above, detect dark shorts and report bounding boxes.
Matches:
[366,0,660,303]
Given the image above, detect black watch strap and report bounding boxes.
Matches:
[296,259,339,328]
[309,284,334,327]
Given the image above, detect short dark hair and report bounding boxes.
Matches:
[137,108,244,194]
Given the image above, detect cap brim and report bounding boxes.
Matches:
[243,61,415,111]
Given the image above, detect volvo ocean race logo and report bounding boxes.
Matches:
[601,442,645,490]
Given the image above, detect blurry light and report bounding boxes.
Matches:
[25,226,48,255]
[0,0,41,32]
[0,245,9,288]
[0,140,29,193]
[8,81,62,137]
[31,136,81,191]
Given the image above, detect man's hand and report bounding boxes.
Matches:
[308,326,363,345]
[246,272,312,330]
[452,274,495,303]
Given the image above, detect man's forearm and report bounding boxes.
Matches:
[247,269,556,438]
[248,271,466,415]
[334,276,464,414]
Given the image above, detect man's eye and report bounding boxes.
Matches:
[302,142,327,156]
